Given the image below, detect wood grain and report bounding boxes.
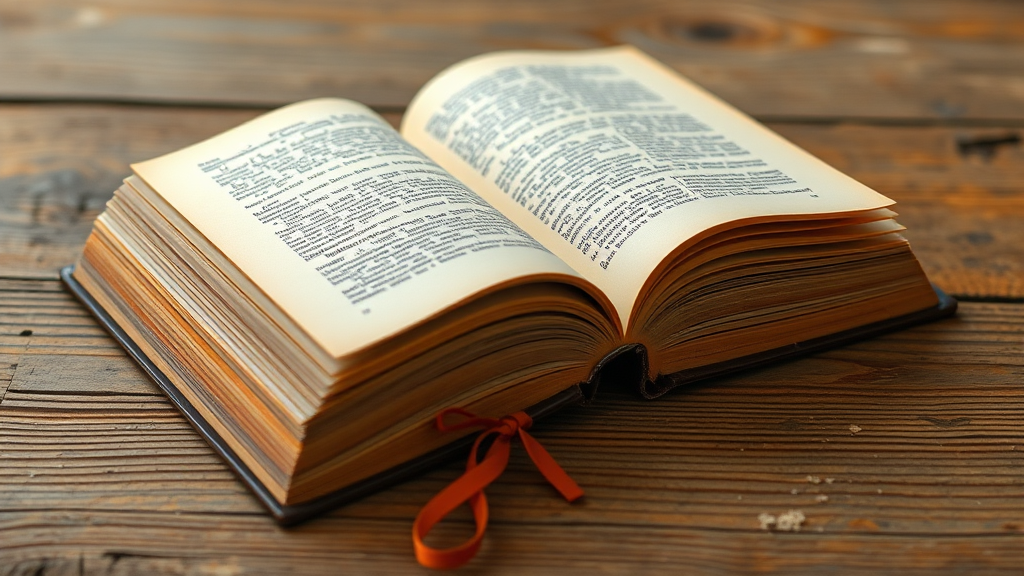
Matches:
[0,105,262,279]
[2,1,1023,572]
[2,513,1022,575]
[1,1,1024,120]
[1,104,1020,297]
[1,284,1022,573]
[0,279,119,357]
[772,124,1024,299]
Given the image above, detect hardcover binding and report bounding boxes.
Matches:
[644,287,959,399]
[61,264,956,525]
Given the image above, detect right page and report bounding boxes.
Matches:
[401,46,894,329]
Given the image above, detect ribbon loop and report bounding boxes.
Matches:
[412,407,584,570]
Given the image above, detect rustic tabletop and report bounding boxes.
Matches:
[1,1,1022,574]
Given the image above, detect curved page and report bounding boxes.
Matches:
[401,46,894,328]
[132,99,586,359]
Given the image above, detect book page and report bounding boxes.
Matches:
[401,46,895,328]
[131,99,587,358]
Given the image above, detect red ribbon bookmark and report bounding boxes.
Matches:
[412,407,584,570]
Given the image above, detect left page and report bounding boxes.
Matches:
[131,98,588,359]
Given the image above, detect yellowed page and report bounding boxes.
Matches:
[132,98,584,358]
[401,46,894,328]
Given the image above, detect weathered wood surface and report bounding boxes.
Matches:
[770,124,1024,300]
[2,0,1023,573]
[2,1,1024,120]
[1,106,1021,297]
[1,282,1022,573]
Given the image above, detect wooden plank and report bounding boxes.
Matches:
[0,360,13,406]
[772,124,1024,299]
[0,104,263,279]
[0,279,120,357]
[1,512,1022,575]
[2,1,1024,120]
[1,104,1021,297]
[1,296,1022,572]
[0,105,392,279]
[9,354,157,395]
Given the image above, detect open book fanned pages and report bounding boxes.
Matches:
[65,46,955,522]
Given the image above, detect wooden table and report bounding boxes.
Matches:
[2,1,1022,573]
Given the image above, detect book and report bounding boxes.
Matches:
[64,45,956,526]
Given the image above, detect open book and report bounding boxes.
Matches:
[65,46,954,523]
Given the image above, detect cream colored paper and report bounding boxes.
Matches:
[401,46,894,328]
[132,99,582,358]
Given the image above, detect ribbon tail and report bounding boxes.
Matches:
[518,429,585,502]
